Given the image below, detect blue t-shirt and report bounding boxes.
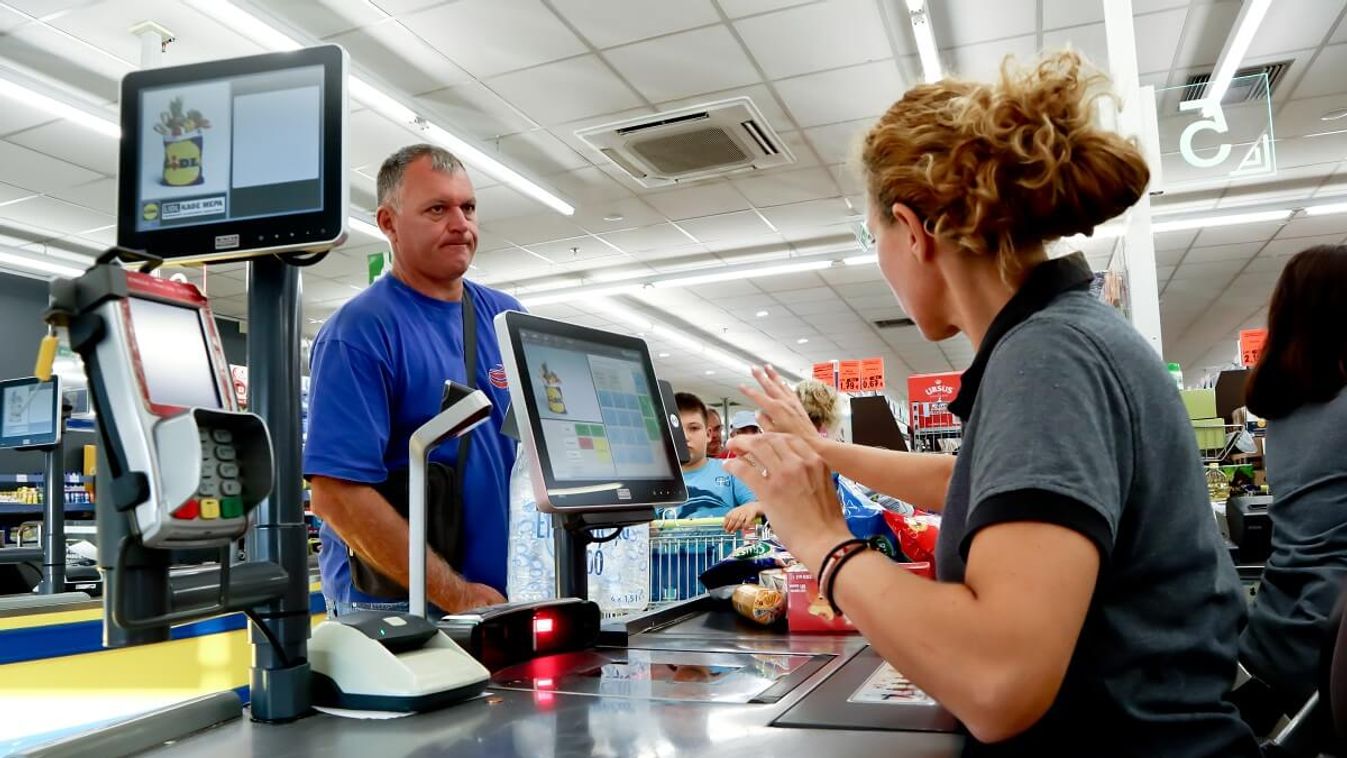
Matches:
[676,458,756,518]
[304,274,522,602]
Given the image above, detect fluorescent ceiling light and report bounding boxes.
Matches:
[843,254,878,266]
[906,0,943,84]
[1151,209,1289,233]
[188,0,574,216]
[0,249,87,278]
[1199,0,1272,115]
[0,76,119,138]
[652,260,831,289]
[1304,201,1347,216]
[521,283,640,307]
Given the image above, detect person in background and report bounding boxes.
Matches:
[673,392,757,521]
[706,407,725,458]
[1233,244,1347,735]
[305,144,516,617]
[726,51,1258,756]
[794,378,842,437]
[728,410,762,438]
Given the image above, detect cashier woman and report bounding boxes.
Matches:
[305,144,521,617]
[727,52,1261,757]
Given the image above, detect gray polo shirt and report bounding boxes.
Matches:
[1241,385,1347,708]
[937,254,1259,757]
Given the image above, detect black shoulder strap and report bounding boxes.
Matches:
[456,284,477,513]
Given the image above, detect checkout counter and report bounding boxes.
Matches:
[13,46,963,757]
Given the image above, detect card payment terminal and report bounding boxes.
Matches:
[43,262,272,548]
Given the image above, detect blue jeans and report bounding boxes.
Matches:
[325,598,447,619]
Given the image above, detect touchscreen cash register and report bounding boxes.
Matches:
[495,311,687,512]
[0,376,61,449]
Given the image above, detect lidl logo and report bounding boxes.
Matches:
[142,202,160,221]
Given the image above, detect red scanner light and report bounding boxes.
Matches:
[534,615,554,635]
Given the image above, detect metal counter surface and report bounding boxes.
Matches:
[141,606,964,758]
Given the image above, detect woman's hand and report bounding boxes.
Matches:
[723,503,765,533]
[740,365,818,439]
[724,432,852,572]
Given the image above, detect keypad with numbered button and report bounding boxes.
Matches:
[173,426,247,521]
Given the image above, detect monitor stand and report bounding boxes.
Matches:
[552,508,653,600]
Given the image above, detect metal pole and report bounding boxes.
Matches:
[245,257,311,723]
[98,442,170,647]
[39,436,65,594]
[554,515,588,601]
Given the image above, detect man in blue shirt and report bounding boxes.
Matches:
[305,144,521,616]
[673,393,759,529]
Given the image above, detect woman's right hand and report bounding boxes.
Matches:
[740,365,818,439]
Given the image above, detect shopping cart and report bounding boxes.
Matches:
[1197,423,1246,464]
[648,518,746,607]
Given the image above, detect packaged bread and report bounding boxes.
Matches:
[732,583,786,626]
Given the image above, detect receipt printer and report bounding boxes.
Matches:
[310,611,489,712]
[1226,494,1273,564]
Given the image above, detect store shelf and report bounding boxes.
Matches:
[0,501,96,516]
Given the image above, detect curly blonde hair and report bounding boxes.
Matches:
[861,50,1150,275]
[795,379,841,433]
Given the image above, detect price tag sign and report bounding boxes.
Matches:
[860,357,885,391]
[839,360,862,393]
[812,362,836,388]
[1239,328,1266,368]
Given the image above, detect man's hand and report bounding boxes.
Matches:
[462,582,506,609]
[723,503,765,533]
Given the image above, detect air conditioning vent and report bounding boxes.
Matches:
[873,317,916,329]
[1179,60,1290,107]
[577,97,795,188]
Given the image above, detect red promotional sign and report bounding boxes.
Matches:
[838,360,862,393]
[906,372,962,431]
[811,361,836,387]
[860,357,885,391]
[1239,328,1266,368]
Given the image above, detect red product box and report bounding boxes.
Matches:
[785,561,932,633]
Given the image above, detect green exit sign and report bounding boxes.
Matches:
[367,251,390,284]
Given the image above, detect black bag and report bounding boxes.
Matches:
[348,288,477,599]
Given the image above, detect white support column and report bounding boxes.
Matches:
[1103,0,1164,356]
[129,21,174,69]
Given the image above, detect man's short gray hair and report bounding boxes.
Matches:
[376,144,466,209]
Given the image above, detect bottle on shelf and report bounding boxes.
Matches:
[1167,362,1185,390]
[1205,463,1230,501]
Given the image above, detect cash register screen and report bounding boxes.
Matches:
[128,297,221,410]
[520,328,676,483]
[0,377,58,449]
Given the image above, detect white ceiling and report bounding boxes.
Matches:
[0,0,1342,405]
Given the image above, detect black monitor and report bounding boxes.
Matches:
[495,311,687,512]
[117,45,348,262]
[0,376,61,449]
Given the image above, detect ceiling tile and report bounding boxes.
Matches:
[1276,213,1347,239]
[0,140,99,194]
[1190,220,1287,247]
[931,0,1036,47]
[755,271,826,291]
[403,0,587,79]
[325,22,471,95]
[0,194,111,235]
[523,235,625,264]
[757,197,852,230]
[1041,0,1104,29]
[551,0,720,48]
[485,212,588,245]
[717,0,816,18]
[48,177,116,215]
[645,180,751,220]
[803,119,872,166]
[1133,8,1188,74]
[6,120,116,176]
[1042,23,1109,69]
[948,34,1039,81]
[677,210,774,242]
[1182,241,1264,263]
[1245,0,1344,58]
[731,166,840,207]
[417,81,539,143]
[475,184,552,223]
[346,109,426,172]
[271,0,390,38]
[1260,232,1345,257]
[774,60,903,128]
[487,129,593,179]
[541,166,635,204]
[570,195,666,232]
[601,222,696,252]
[1169,259,1245,282]
[604,25,761,102]
[1172,1,1241,72]
[733,0,890,80]
[488,55,644,125]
